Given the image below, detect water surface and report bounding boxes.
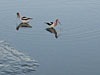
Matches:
[0,0,100,75]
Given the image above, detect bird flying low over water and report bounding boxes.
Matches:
[17,12,32,23]
[44,19,59,28]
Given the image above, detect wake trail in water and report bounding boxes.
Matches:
[0,41,39,75]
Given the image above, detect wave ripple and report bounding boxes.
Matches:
[0,41,39,75]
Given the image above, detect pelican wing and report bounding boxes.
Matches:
[45,22,53,26]
[22,17,32,20]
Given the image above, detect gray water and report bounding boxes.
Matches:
[0,0,100,75]
[0,41,39,75]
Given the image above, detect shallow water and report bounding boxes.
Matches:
[0,0,100,75]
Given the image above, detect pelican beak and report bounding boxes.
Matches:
[58,21,62,25]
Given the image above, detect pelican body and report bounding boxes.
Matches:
[17,12,32,23]
[45,19,59,28]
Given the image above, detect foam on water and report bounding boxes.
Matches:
[0,41,39,75]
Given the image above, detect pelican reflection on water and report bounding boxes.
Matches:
[46,27,58,39]
[16,23,32,30]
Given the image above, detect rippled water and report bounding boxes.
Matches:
[0,0,100,75]
[0,41,39,75]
